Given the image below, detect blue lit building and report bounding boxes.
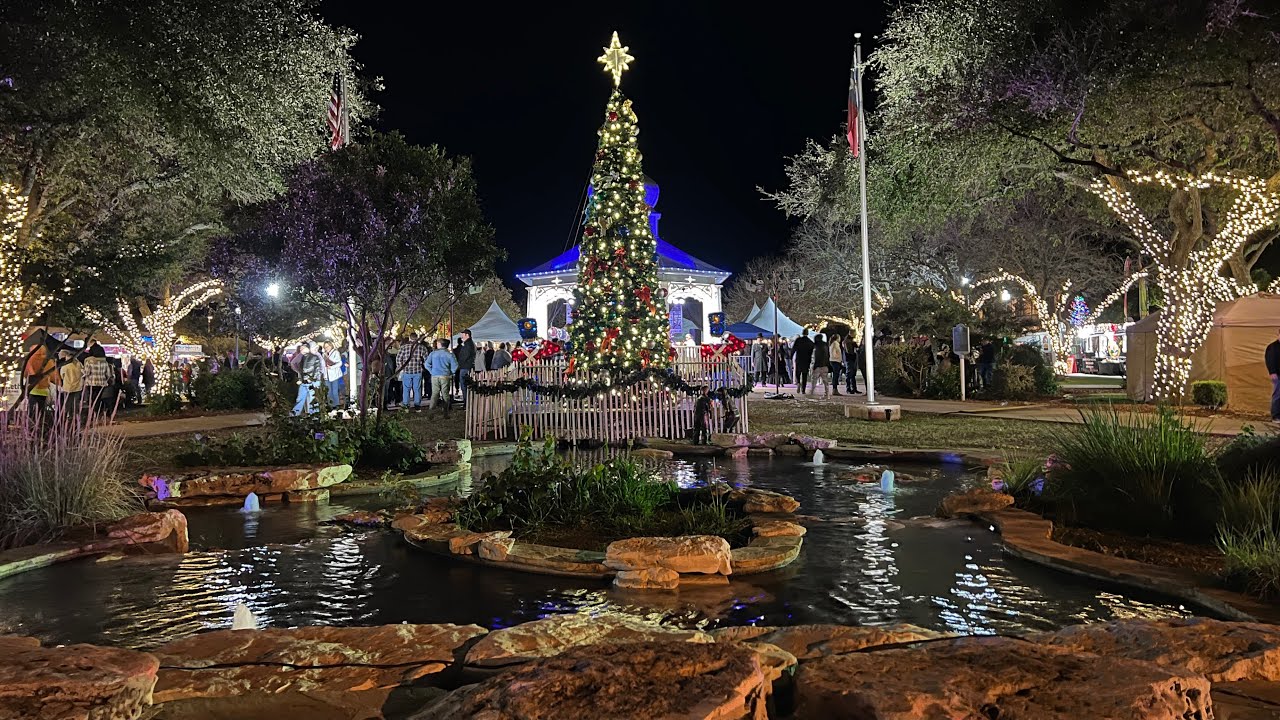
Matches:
[517,176,730,342]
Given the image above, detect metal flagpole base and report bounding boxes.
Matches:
[844,403,901,421]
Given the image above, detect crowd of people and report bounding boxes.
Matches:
[748,329,867,397]
[279,329,520,416]
[22,337,161,423]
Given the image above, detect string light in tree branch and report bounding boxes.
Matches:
[1089,171,1278,400]
[83,279,224,394]
[0,182,65,382]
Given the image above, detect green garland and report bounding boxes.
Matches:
[468,367,753,400]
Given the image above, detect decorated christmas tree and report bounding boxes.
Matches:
[1069,295,1089,327]
[568,32,671,376]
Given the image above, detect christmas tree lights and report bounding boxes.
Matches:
[0,182,61,384]
[568,32,670,375]
[1068,295,1089,327]
[1090,172,1277,400]
[84,280,223,393]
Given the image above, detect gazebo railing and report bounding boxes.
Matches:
[464,355,752,442]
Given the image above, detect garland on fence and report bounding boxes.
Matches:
[468,367,754,400]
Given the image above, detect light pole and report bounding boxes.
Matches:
[233,306,241,360]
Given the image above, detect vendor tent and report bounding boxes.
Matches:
[460,300,522,344]
[749,297,806,338]
[1126,293,1280,412]
[744,302,762,325]
[727,321,772,338]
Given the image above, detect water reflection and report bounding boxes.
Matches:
[0,455,1192,650]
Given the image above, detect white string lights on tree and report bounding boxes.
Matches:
[0,182,65,383]
[84,279,223,394]
[970,271,1074,372]
[1090,171,1278,400]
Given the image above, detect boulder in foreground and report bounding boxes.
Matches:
[417,641,771,720]
[465,612,711,667]
[0,639,158,720]
[795,636,1211,720]
[605,535,733,575]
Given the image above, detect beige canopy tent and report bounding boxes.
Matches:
[1127,293,1280,411]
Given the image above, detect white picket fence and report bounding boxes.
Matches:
[464,354,752,442]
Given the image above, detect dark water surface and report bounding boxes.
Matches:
[0,455,1192,650]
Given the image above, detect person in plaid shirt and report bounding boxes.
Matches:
[398,332,428,409]
[82,345,112,415]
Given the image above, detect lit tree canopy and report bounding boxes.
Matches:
[872,0,1280,398]
[0,0,372,306]
[569,35,670,375]
[213,132,499,413]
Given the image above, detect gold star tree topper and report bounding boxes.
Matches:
[597,31,634,87]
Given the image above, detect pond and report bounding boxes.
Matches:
[0,454,1194,650]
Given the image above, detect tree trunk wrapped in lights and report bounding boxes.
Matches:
[568,32,670,376]
[1090,172,1277,400]
[0,183,59,383]
[83,280,223,394]
[971,269,1150,373]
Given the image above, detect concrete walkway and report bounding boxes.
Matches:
[750,385,1266,437]
[109,412,267,438]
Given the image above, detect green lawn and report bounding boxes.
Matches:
[747,399,1059,455]
[1058,375,1125,388]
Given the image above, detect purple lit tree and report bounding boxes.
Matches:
[212,133,499,417]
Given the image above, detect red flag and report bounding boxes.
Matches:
[327,72,347,151]
[846,63,860,157]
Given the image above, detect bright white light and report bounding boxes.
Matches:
[234,306,242,315]
[961,276,971,286]
[1000,289,1012,303]
[266,282,280,298]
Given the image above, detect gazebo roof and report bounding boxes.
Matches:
[516,239,728,285]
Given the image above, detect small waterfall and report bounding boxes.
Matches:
[812,449,825,465]
[241,492,261,513]
[879,469,895,492]
[231,603,258,630]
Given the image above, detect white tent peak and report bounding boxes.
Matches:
[751,297,805,337]
[461,300,522,343]
[744,302,762,325]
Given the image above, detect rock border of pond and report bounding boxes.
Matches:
[328,463,467,498]
[7,616,1280,719]
[394,487,805,584]
[634,432,1002,466]
[0,510,190,582]
[938,486,1280,625]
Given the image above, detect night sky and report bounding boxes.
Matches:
[319,1,888,288]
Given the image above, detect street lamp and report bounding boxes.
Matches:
[1000,289,1012,303]
[265,282,280,298]
[233,306,241,361]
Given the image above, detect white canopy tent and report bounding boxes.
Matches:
[458,300,522,344]
[749,297,806,337]
[744,302,762,325]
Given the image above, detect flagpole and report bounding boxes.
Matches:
[338,71,360,413]
[854,34,877,404]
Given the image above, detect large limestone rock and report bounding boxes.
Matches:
[795,636,1212,720]
[0,639,159,720]
[731,489,800,514]
[605,535,733,575]
[614,566,680,590]
[141,464,352,502]
[83,510,189,555]
[464,612,712,668]
[477,537,515,562]
[936,486,1014,518]
[152,624,486,703]
[418,641,771,719]
[1034,618,1280,683]
[751,520,806,538]
[423,439,472,464]
[712,623,946,660]
[448,530,510,555]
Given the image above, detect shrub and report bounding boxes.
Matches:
[193,368,267,411]
[355,417,426,471]
[1217,468,1280,535]
[1033,365,1060,397]
[1191,380,1228,409]
[1001,343,1046,368]
[0,412,141,549]
[924,365,961,399]
[175,411,360,467]
[147,393,184,416]
[1217,427,1280,479]
[1219,527,1280,600]
[1048,407,1219,537]
[992,362,1036,400]
[995,453,1048,506]
[875,343,933,397]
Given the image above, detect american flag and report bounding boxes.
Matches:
[846,61,861,158]
[327,71,348,151]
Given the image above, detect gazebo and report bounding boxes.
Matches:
[517,176,730,341]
